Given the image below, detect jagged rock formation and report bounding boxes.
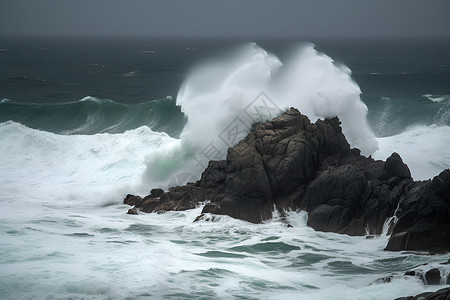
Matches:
[123,108,450,253]
[385,169,450,252]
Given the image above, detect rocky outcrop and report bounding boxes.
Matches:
[394,287,450,300]
[304,152,414,236]
[123,108,450,252]
[385,169,450,252]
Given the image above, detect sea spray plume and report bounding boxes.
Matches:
[144,42,379,188]
[143,43,283,187]
[177,43,283,152]
[275,44,378,155]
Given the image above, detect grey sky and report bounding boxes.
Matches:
[1,0,449,38]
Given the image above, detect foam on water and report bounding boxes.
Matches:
[147,43,380,186]
[0,121,174,206]
[1,201,447,300]
[178,43,378,157]
[1,120,447,299]
[374,124,450,180]
[1,42,450,299]
[422,94,450,103]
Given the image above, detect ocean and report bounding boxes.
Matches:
[0,37,449,299]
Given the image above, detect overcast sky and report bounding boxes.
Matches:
[1,0,449,38]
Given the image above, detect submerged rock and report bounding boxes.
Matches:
[374,263,450,286]
[124,108,450,253]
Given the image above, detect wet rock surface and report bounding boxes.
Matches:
[124,108,450,253]
[394,287,450,300]
[373,263,449,287]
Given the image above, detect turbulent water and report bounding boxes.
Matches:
[1,37,450,299]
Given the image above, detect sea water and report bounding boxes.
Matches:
[1,37,449,299]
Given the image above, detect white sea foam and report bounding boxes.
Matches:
[79,96,105,103]
[0,121,174,206]
[422,94,450,103]
[177,43,282,153]
[162,43,379,186]
[0,197,444,300]
[275,45,378,154]
[374,124,450,180]
[1,43,449,300]
[0,117,447,300]
[122,70,139,77]
[179,43,378,156]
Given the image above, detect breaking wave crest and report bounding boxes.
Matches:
[144,43,379,187]
[0,96,186,138]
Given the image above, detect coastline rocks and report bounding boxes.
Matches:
[124,108,450,252]
[385,169,450,252]
[394,287,450,300]
[374,264,449,286]
[123,194,142,206]
[304,154,413,235]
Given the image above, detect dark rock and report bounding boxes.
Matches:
[124,107,450,253]
[140,196,160,213]
[201,202,222,215]
[402,265,450,286]
[150,188,164,198]
[382,152,411,179]
[123,194,142,206]
[414,292,433,299]
[366,235,378,239]
[426,288,450,300]
[440,259,450,265]
[385,170,450,252]
[425,268,442,285]
[395,287,450,300]
[193,214,205,222]
[373,275,393,284]
[304,159,413,235]
[127,208,139,215]
[193,213,218,223]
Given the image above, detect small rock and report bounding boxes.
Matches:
[373,276,393,284]
[127,208,139,215]
[201,203,222,215]
[414,292,433,300]
[394,287,450,300]
[123,194,142,206]
[425,268,441,285]
[150,188,164,198]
